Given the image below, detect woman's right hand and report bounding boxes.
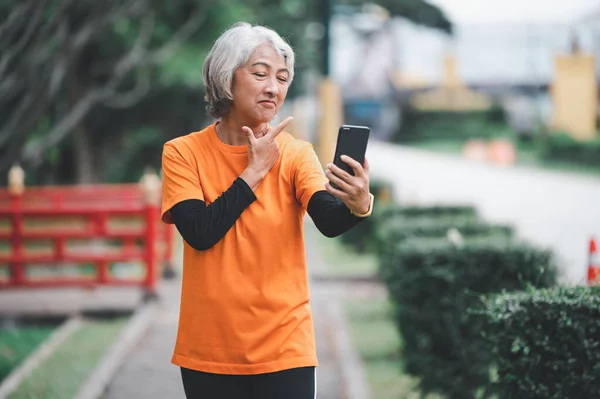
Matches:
[240,117,293,191]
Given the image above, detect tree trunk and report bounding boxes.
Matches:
[73,123,97,184]
[70,62,98,184]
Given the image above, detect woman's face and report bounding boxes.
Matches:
[229,43,290,125]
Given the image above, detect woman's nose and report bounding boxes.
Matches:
[264,77,278,96]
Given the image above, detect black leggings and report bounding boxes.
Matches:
[180,366,316,399]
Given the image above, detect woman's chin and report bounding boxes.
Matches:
[254,108,279,123]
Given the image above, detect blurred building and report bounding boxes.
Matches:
[581,6,600,77]
[332,7,599,90]
[331,6,599,138]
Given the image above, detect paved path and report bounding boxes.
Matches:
[101,226,348,399]
[0,285,143,318]
[366,141,600,284]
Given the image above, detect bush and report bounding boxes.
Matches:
[381,239,558,399]
[340,202,480,255]
[377,204,478,221]
[372,205,487,257]
[374,216,514,255]
[339,178,395,253]
[369,178,395,202]
[482,286,600,399]
[539,132,600,169]
[392,106,509,143]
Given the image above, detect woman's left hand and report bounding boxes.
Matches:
[325,155,371,214]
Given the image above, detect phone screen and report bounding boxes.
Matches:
[332,125,370,176]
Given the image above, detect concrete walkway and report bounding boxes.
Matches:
[366,140,600,284]
[98,279,185,399]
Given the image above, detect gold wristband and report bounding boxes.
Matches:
[350,193,375,218]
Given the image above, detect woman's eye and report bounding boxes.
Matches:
[254,73,266,78]
[277,77,288,83]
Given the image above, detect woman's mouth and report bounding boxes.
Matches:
[258,100,276,109]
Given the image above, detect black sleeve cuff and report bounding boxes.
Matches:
[235,177,257,203]
[307,190,363,238]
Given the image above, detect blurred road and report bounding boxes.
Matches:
[366,140,600,284]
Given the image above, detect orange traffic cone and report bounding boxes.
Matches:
[587,237,599,286]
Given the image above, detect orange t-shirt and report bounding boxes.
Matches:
[160,122,327,375]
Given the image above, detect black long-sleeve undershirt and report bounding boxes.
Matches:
[306,191,364,237]
[169,178,364,251]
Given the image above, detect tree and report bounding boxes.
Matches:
[351,0,452,33]
[0,0,451,184]
[0,0,213,181]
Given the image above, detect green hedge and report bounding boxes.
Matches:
[340,202,480,254]
[377,204,478,221]
[338,178,395,253]
[369,204,478,248]
[540,132,600,169]
[381,240,558,399]
[482,286,600,399]
[374,216,514,254]
[369,178,395,200]
[392,106,508,143]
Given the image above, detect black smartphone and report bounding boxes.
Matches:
[330,125,370,190]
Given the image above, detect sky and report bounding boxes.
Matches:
[428,0,599,25]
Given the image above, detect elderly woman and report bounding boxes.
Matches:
[161,22,374,398]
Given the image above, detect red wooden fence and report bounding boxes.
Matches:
[0,166,175,296]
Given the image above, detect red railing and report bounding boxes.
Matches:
[0,167,175,296]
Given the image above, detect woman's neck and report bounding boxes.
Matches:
[217,116,267,146]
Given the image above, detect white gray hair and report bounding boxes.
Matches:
[202,22,295,118]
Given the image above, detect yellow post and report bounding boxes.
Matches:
[443,54,461,112]
[551,51,597,140]
[7,164,25,197]
[139,166,161,206]
[443,54,461,89]
[316,78,343,166]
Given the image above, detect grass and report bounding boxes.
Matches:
[7,317,128,399]
[516,140,600,177]
[306,223,379,276]
[343,297,444,399]
[0,326,55,382]
[408,139,465,155]
[320,237,379,276]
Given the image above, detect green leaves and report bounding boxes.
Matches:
[337,0,453,33]
[377,213,558,398]
[540,132,600,169]
[337,178,396,253]
[484,286,600,398]
[157,44,207,87]
[392,107,509,143]
[339,187,599,398]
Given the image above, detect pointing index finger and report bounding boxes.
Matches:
[268,116,294,139]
